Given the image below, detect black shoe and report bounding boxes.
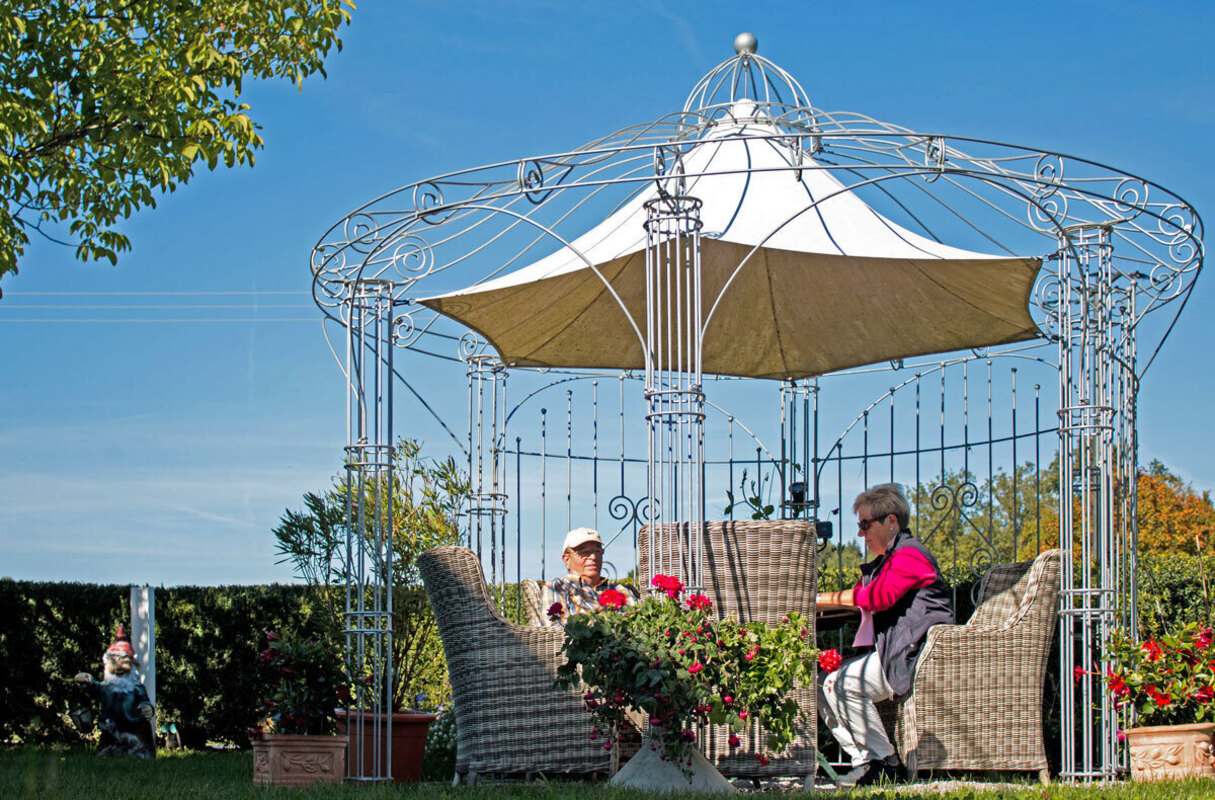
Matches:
[852,756,905,787]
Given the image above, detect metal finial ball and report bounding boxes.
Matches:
[733,32,758,55]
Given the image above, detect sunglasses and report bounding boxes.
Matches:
[857,513,890,531]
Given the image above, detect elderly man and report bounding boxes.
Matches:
[815,483,953,787]
[539,527,639,625]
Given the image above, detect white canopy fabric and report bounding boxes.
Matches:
[421,111,1042,380]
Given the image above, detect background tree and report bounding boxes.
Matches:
[0,0,354,286]
[1136,459,1215,555]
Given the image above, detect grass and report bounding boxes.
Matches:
[6,747,1215,800]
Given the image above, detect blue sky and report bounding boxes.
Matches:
[1,0,1212,585]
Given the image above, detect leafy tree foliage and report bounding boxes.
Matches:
[0,0,354,284]
[1137,459,1215,555]
[272,439,468,710]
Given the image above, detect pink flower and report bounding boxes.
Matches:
[1073,665,1088,682]
[723,695,733,704]
[688,662,704,674]
[651,574,685,599]
[818,649,842,673]
[546,602,564,619]
[1198,628,1214,650]
[599,589,628,609]
[1194,686,1215,703]
[739,711,748,719]
[687,594,712,611]
[603,742,613,750]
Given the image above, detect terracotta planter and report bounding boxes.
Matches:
[251,733,347,787]
[337,710,436,782]
[1124,722,1215,782]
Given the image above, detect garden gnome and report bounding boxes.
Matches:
[74,625,156,758]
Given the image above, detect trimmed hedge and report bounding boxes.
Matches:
[0,580,327,748]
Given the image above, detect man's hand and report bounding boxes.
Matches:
[140,704,155,721]
[73,672,93,684]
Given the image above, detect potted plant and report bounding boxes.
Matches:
[555,574,817,790]
[272,439,466,781]
[249,631,349,786]
[1095,622,1215,781]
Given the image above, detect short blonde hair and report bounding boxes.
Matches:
[853,483,910,529]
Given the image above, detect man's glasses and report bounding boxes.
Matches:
[857,514,890,531]
[570,546,604,559]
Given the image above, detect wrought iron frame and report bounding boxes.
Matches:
[311,35,1202,782]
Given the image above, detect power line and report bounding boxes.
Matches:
[9,290,308,296]
[0,318,320,324]
[4,304,314,309]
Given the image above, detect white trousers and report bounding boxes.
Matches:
[817,651,896,767]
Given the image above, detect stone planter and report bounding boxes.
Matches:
[337,709,436,782]
[610,738,735,793]
[1124,722,1215,782]
[251,733,347,787]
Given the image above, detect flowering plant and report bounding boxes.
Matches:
[1090,622,1215,728]
[252,630,351,737]
[554,574,817,774]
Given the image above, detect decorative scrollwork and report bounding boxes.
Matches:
[1113,177,1148,219]
[1029,193,1069,234]
[343,212,380,254]
[609,493,655,543]
[517,159,553,205]
[389,234,435,278]
[391,311,419,348]
[458,332,489,362]
[1033,153,1064,199]
[412,181,454,224]
[923,136,946,183]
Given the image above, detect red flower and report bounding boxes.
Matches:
[651,574,685,599]
[1198,628,1214,650]
[688,662,704,674]
[818,649,842,673]
[728,734,741,748]
[1142,640,1164,661]
[546,602,564,619]
[599,589,628,609]
[1194,686,1215,703]
[687,593,712,611]
[1073,665,1088,682]
[755,754,770,766]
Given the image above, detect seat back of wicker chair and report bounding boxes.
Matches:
[638,520,818,778]
[896,548,1063,773]
[520,579,547,626]
[418,546,613,778]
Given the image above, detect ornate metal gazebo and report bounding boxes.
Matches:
[311,34,1202,782]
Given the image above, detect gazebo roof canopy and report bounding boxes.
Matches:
[421,101,1042,380]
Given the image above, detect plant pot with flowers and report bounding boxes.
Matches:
[248,631,349,787]
[555,575,817,792]
[1095,622,1215,782]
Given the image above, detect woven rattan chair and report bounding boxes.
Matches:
[892,548,1062,783]
[520,579,546,627]
[638,519,818,779]
[418,545,615,782]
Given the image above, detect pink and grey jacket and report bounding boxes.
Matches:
[854,530,953,695]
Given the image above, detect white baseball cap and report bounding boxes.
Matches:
[563,527,603,551]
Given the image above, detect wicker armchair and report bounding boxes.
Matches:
[521,579,546,627]
[418,546,614,782]
[892,548,1062,783]
[638,519,818,779]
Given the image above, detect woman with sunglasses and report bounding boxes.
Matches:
[815,483,953,787]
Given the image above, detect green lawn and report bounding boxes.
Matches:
[6,747,1215,800]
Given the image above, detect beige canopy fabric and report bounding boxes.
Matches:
[421,110,1042,380]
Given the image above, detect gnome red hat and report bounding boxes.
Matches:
[105,626,136,659]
